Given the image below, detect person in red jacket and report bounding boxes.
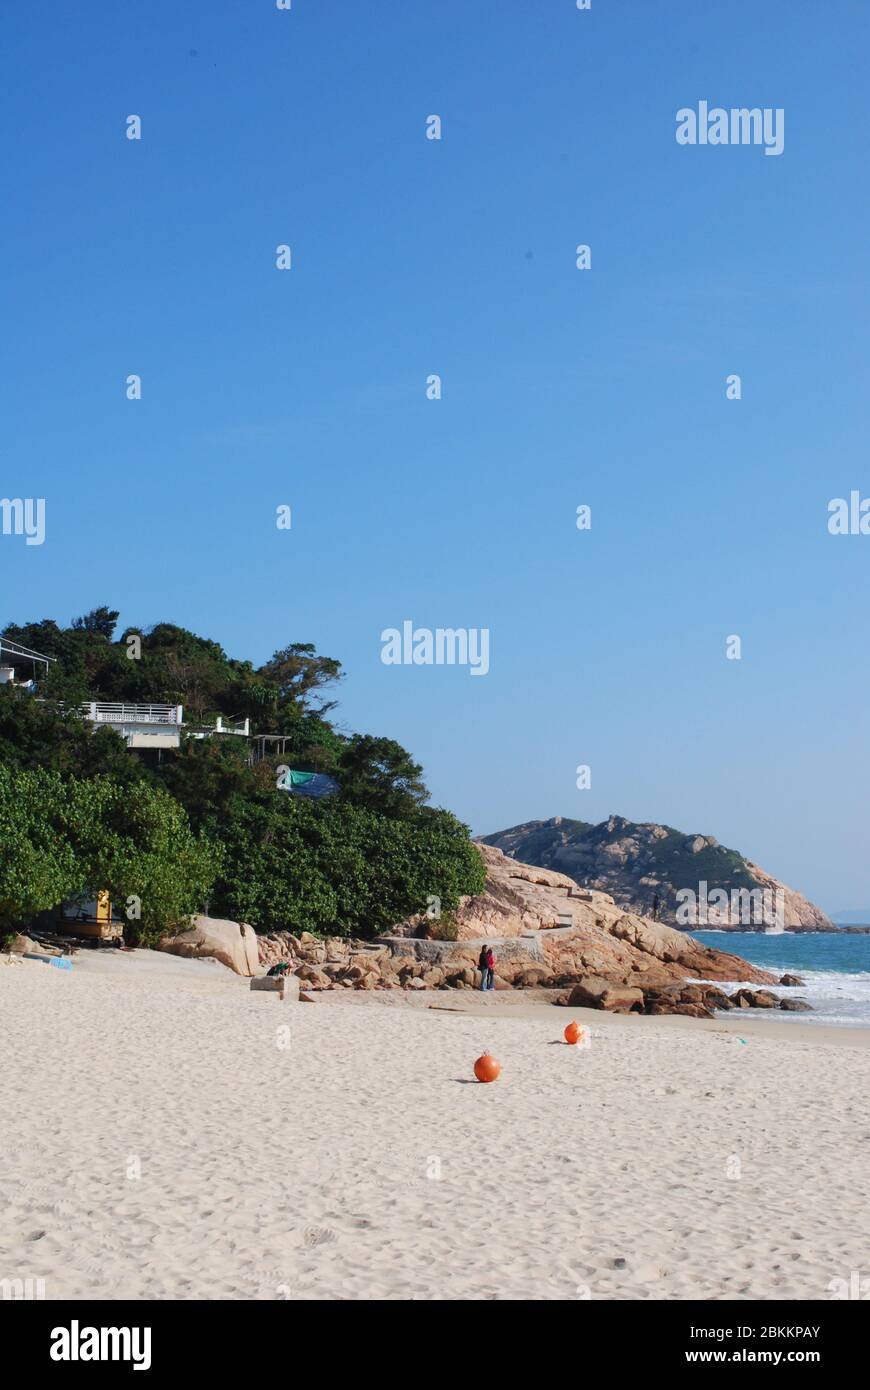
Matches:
[485,947,495,990]
[478,945,495,991]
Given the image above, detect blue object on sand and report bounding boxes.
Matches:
[22,952,72,970]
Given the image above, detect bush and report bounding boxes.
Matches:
[0,766,82,933]
[65,776,221,945]
[0,766,219,945]
[211,798,484,937]
[424,912,460,942]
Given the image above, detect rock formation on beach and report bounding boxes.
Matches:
[480,816,832,931]
[150,841,779,1014]
[440,842,775,985]
[255,841,776,999]
[159,916,260,976]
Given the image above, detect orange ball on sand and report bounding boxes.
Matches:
[564,1021,585,1045]
[473,1053,501,1083]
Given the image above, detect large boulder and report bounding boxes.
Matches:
[646,1001,714,1019]
[732,988,779,1009]
[565,976,611,1006]
[159,915,260,976]
[295,964,331,989]
[567,978,644,1013]
[7,933,48,955]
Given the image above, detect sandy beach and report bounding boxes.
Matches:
[2,950,867,1302]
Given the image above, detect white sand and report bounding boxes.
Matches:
[1,949,867,1301]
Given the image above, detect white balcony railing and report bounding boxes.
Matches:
[81,703,183,726]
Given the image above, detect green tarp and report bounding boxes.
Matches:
[288,770,315,787]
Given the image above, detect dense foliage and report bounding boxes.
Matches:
[0,606,484,942]
[0,766,82,933]
[0,766,218,945]
[211,798,483,936]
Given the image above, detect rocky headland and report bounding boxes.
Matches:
[481,815,832,931]
[246,842,787,1016]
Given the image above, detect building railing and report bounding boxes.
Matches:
[187,716,250,737]
[81,702,183,726]
[78,703,249,737]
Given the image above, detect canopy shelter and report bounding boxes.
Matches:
[0,638,56,684]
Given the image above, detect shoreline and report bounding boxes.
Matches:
[314,982,870,1047]
[689,929,870,938]
[17,944,870,1041]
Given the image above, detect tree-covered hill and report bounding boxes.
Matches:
[0,606,485,944]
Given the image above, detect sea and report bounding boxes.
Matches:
[692,931,870,1029]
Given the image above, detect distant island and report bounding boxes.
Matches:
[481,816,833,932]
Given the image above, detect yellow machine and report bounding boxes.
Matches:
[59,890,124,942]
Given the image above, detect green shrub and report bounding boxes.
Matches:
[0,765,219,945]
[0,766,82,932]
[211,798,484,937]
[424,912,460,942]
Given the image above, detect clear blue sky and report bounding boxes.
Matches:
[2,2,868,912]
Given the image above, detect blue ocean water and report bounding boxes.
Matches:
[692,931,870,1028]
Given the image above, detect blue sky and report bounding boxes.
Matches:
[2,1,868,911]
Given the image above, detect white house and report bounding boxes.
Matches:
[80,703,250,750]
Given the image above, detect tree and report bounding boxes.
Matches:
[0,767,83,937]
[336,734,429,818]
[0,603,485,943]
[70,606,120,640]
[257,643,343,717]
[65,777,221,945]
[0,686,145,786]
[0,765,219,946]
[156,736,273,833]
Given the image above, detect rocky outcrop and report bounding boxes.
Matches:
[445,845,774,984]
[566,979,644,1013]
[480,816,832,931]
[159,915,260,976]
[738,858,832,932]
[392,844,615,940]
[256,844,775,999]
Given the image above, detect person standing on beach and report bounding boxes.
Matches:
[478,945,490,991]
[478,946,496,991]
[478,946,495,991]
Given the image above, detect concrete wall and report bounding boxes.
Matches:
[375,935,547,965]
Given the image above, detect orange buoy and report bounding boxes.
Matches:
[564,1021,585,1045]
[474,1052,501,1083]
